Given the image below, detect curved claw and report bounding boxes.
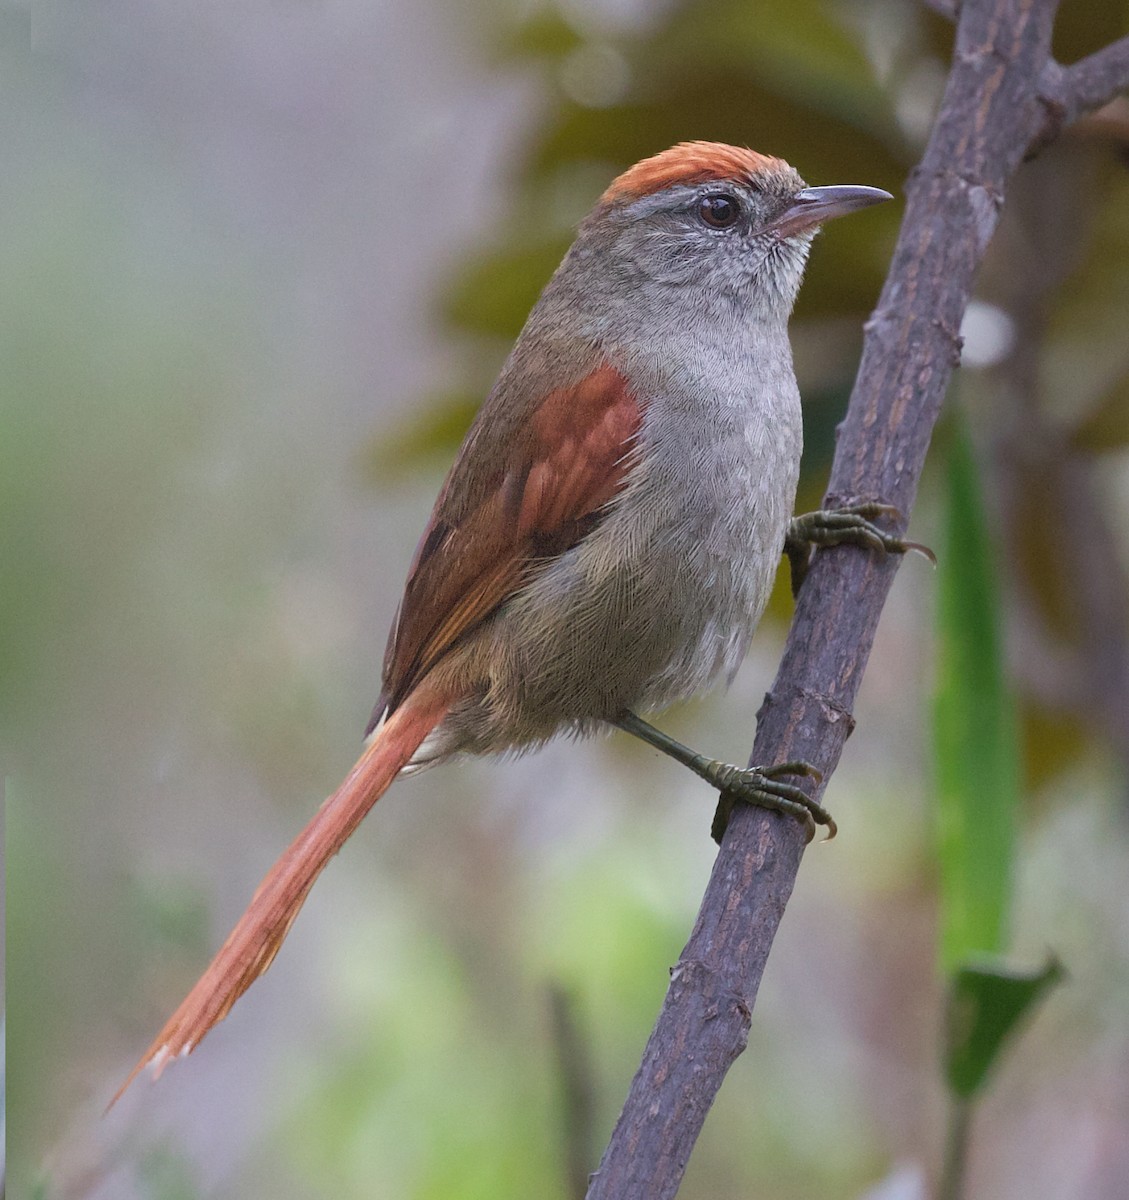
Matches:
[716,760,837,843]
[785,503,936,582]
[903,540,938,567]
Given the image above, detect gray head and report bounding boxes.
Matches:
[575,141,891,320]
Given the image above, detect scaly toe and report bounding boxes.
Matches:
[719,763,836,842]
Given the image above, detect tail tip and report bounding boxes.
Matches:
[106,1038,194,1113]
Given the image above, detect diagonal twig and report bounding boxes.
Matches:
[1034,35,1129,150]
[584,0,1129,1195]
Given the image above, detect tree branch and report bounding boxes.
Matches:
[584,0,1113,1195]
[1034,35,1129,150]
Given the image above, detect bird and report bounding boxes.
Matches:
[114,141,905,1103]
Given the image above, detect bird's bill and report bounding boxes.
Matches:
[769,185,893,238]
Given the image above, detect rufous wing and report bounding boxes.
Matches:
[373,364,642,724]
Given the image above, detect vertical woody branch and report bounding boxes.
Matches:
[587,0,1129,1196]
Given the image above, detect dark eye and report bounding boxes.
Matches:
[697,193,741,229]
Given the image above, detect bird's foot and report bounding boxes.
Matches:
[785,502,935,595]
[706,759,834,844]
[611,713,833,844]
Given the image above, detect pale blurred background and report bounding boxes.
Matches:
[3,1,1128,1197]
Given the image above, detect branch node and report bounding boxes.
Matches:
[670,958,754,1029]
[862,308,901,345]
[1029,35,1129,153]
[801,687,857,735]
[1030,63,1069,156]
[932,317,965,365]
[758,679,857,737]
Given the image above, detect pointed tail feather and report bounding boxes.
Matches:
[111,683,451,1107]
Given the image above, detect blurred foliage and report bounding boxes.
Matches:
[280,835,701,1200]
[1,1014,6,1193]
[934,415,1019,973]
[363,0,920,483]
[6,0,1129,1198]
[984,143,1129,790]
[932,414,1063,1192]
[1050,0,1129,63]
[137,1146,200,1200]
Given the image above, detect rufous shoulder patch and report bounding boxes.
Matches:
[601,141,787,204]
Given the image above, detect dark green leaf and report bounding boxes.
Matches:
[944,957,1065,1098]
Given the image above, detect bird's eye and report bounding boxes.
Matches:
[697,193,741,229]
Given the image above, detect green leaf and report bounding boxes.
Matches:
[944,957,1064,1098]
[934,415,1020,974]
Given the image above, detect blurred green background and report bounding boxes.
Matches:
[3,1,1128,1197]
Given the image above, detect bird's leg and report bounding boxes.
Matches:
[784,502,936,596]
[611,711,834,844]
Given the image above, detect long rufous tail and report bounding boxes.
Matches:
[111,683,452,1107]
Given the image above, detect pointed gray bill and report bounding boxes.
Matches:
[770,184,893,238]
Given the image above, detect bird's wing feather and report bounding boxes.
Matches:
[373,364,641,724]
